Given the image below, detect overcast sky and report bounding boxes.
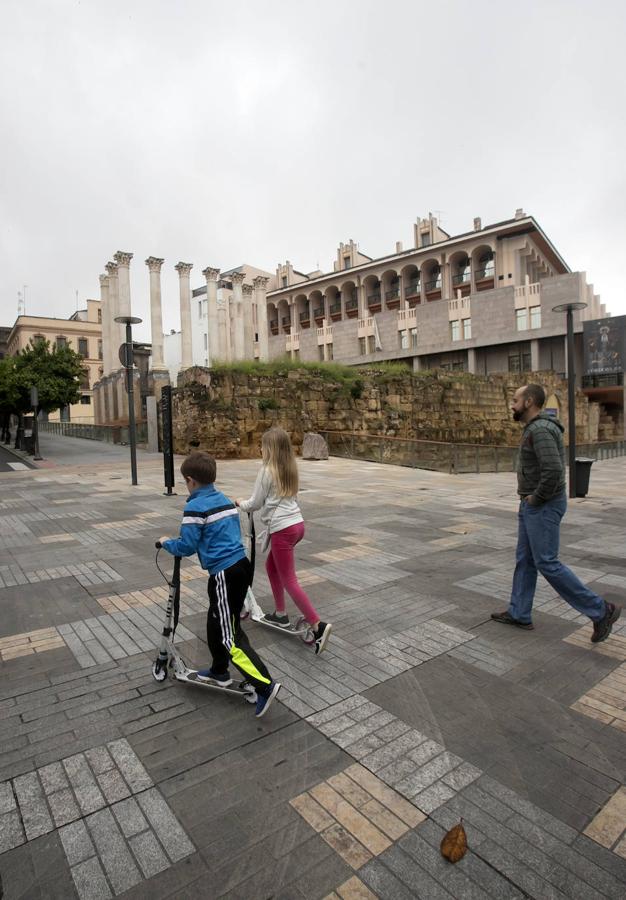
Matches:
[1,0,625,342]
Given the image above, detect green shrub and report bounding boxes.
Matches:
[258,396,278,411]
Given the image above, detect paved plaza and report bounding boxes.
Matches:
[0,433,625,899]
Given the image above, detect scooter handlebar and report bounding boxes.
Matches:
[155,541,162,549]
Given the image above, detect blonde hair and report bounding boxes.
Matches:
[261,427,299,498]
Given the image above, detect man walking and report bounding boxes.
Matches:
[492,383,621,642]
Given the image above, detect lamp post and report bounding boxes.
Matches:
[114,315,142,486]
[552,301,587,498]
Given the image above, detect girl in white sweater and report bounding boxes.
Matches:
[237,427,332,655]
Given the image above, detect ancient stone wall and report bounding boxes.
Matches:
[171,366,597,459]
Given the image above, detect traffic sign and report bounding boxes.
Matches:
[118,342,134,368]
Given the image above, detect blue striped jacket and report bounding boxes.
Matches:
[162,485,246,575]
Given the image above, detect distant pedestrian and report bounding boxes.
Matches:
[237,427,332,654]
[491,383,621,642]
[0,412,11,444]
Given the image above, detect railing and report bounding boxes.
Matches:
[345,297,358,311]
[299,310,310,322]
[425,279,441,291]
[582,373,624,388]
[475,265,495,280]
[313,307,325,318]
[281,316,291,326]
[385,288,400,299]
[452,272,471,285]
[406,282,420,296]
[329,302,342,315]
[316,430,626,474]
[39,421,148,444]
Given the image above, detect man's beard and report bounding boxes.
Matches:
[512,410,523,422]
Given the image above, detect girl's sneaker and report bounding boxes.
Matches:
[255,681,281,717]
[264,611,290,627]
[196,668,233,686]
[314,622,332,655]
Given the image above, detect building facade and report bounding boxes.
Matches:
[6,301,103,423]
[264,211,606,384]
[0,326,11,360]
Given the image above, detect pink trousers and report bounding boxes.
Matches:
[265,522,320,624]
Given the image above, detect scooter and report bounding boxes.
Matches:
[151,541,256,703]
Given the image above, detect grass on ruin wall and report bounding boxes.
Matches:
[208,359,479,382]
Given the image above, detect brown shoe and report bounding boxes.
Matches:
[491,610,534,630]
[591,603,621,644]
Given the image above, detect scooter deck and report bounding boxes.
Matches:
[174,669,256,701]
[251,614,310,636]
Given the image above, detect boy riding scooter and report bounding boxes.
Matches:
[159,451,281,718]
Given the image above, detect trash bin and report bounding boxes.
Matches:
[575,458,594,498]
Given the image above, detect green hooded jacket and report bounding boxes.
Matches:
[517,412,566,503]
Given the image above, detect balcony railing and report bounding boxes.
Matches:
[313,307,325,319]
[425,279,441,291]
[385,288,400,300]
[299,310,310,322]
[345,297,358,311]
[475,265,495,280]
[270,321,279,334]
[582,373,624,388]
[405,282,420,296]
[281,316,291,326]
[329,302,342,315]
[452,271,471,285]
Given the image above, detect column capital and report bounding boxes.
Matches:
[231,271,245,285]
[99,274,108,287]
[175,262,193,275]
[253,275,270,290]
[105,261,118,277]
[145,256,164,272]
[202,266,220,282]
[242,283,253,296]
[114,251,133,267]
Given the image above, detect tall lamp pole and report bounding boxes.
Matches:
[114,315,142,486]
[552,301,587,498]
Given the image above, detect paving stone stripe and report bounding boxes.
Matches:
[571,661,626,732]
[0,738,153,851]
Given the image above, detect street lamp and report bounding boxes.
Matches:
[114,315,142,486]
[552,301,587,498]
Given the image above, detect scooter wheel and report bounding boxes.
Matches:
[301,627,316,646]
[152,660,168,683]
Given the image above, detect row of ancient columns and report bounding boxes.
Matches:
[99,254,271,378]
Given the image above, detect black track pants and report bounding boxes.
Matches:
[206,557,273,695]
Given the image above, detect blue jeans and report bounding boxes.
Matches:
[509,492,605,623]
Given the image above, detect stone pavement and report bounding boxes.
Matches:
[0,442,625,899]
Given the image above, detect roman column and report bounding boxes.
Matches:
[202,266,220,364]
[99,274,111,376]
[231,271,245,360]
[105,261,120,370]
[175,262,194,370]
[114,250,133,319]
[253,276,270,361]
[145,257,166,369]
[242,283,254,359]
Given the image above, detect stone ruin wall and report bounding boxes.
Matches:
[170,367,598,459]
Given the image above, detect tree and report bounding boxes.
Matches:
[0,356,24,415]
[13,339,85,414]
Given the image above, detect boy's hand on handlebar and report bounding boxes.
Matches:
[159,535,170,545]
[235,499,242,507]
